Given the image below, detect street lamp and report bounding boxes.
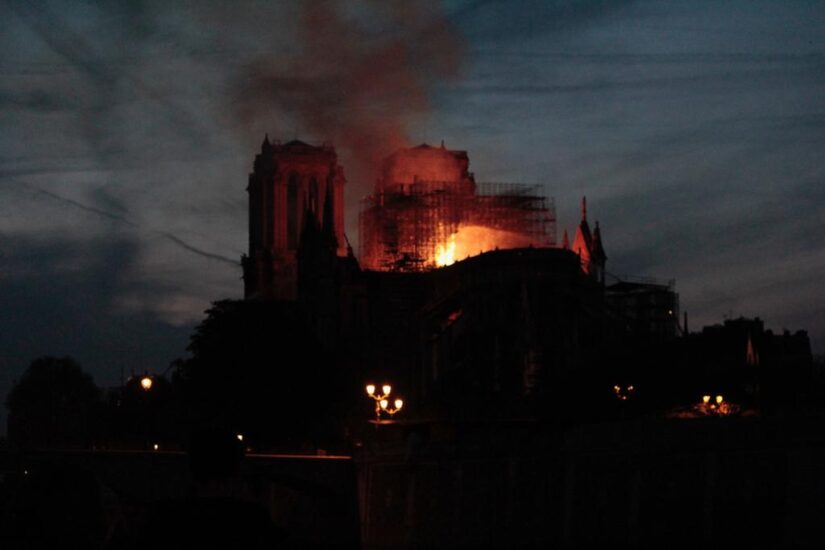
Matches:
[381,398,404,417]
[697,394,734,416]
[140,375,153,391]
[613,384,635,401]
[365,383,403,421]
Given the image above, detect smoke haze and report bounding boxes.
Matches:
[230,0,464,189]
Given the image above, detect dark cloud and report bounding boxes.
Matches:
[0,89,77,112]
[23,183,137,227]
[158,232,239,267]
[10,180,240,266]
[451,0,637,39]
[4,0,214,166]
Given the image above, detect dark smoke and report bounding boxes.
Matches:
[230,0,464,188]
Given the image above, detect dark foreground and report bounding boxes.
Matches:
[3,415,825,549]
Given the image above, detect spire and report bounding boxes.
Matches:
[591,221,606,261]
[561,229,570,250]
[440,139,445,149]
[262,133,271,150]
[571,197,593,273]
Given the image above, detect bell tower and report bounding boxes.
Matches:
[243,136,346,300]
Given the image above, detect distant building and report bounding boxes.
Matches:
[688,317,813,408]
[605,279,680,341]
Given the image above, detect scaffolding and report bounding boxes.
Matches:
[359,181,556,272]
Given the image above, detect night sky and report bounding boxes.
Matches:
[1,0,823,429]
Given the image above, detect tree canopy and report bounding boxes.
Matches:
[6,356,103,448]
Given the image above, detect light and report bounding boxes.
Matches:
[236,434,244,442]
[153,443,159,451]
[627,385,634,391]
[702,395,711,404]
[140,376,153,391]
[716,395,723,405]
[366,381,403,420]
[435,235,457,267]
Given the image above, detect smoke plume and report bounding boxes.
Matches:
[230,0,464,188]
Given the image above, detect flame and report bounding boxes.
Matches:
[435,235,457,266]
[433,225,539,267]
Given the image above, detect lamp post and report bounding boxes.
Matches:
[365,383,404,421]
[698,394,733,416]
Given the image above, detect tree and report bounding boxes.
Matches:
[6,356,103,448]
[172,300,349,450]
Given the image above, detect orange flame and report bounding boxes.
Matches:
[435,235,457,266]
[432,225,538,267]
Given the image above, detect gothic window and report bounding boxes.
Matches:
[287,173,299,249]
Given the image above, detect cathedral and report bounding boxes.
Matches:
[240,136,626,419]
[242,136,608,300]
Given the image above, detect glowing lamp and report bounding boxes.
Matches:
[366,384,376,396]
[702,395,711,404]
[380,399,389,410]
[716,395,723,404]
[382,384,392,396]
[394,399,403,410]
[140,376,153,391]
[236,434,244,442]
[153,443,159,451]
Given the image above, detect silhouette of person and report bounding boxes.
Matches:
[133,427,284,549]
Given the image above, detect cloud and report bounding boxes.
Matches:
[157,232,239,267]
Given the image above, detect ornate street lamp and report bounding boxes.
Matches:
[365,383,404,421]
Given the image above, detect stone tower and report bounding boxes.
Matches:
[243,136,346,299]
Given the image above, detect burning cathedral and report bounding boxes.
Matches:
[241,136,670,419]
[243,137,606,299]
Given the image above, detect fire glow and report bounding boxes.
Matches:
[359,144,555,272]
[435,235,457,266]
[433,225,539,268]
